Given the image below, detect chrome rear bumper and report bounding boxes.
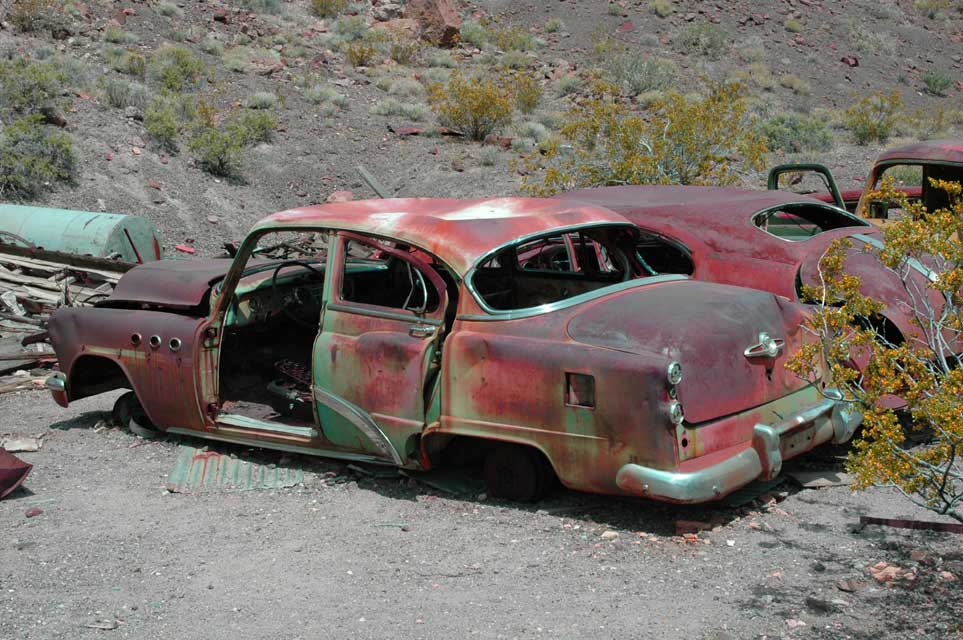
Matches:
[616,390,861,504]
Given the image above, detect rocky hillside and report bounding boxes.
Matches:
[0,0,961,257]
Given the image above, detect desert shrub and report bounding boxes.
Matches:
[913,0,952,18]
[103,78,149,109]
[0,115,77,199]
[735,36,766,64]
[922,69,953,96]
[156,2,179,17]
[520,82,766,194]
[228,110,277,145]
[606,52,677,96]
[149,46,205,92]
[784,18,803,32]
[427,71,513,141]
[189,127,242,178]
[245,91,280,109]
[239,0,283,13]
[306,85,348,109]
[677,24,727,60]
[104,26,139,44]
[106,49,147,77]
[344,41,376,66]
[387,36,421,65]
[478,145,501,166]
[459,20,487,47]
[779,73,811,95]
[545,18,564,33]
[513,73,542,114]
[517,120,549,143]
[843,90,903,145]
[311,0,348,18]
[488,25,535,51]
[8,0,66,33]
[758,112,833,154]
[426,50,457,68]
[387,77,426,99]
[201,38,225,57]
[144,99,180,152]
[788,179,963,524]
[0,58,67,118]
[333,15,369,40]
[607,3,622,15]
[556,75,583,97]
[650,0,674,17]
[370,99,430,120]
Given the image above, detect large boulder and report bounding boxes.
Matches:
[404,0,460,47]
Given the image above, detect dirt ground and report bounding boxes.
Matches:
[1,387,961,640]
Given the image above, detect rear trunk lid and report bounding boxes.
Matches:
[566,280,813,424]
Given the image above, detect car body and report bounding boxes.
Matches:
[45,197,858,504]
[769,139,963,219]
[556,185,953,403]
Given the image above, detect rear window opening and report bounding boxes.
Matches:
[753,203,869,241]
[636,231,694,276]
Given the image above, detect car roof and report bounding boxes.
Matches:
[255,197,632,276]
[556,185,825,235]
[876,139,963,166]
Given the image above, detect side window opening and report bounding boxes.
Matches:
[635,231,694,276]
[473,227,635,311]
[340,238,440,314]
[754,203,869,241]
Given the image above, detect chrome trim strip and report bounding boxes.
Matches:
[459,274,689,322]
[326,302,443,326]
[852,233,938,283]
[616,447,763,504]
[312,385,404,465]
[216,413,318,438]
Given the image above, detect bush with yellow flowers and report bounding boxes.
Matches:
[519,81,766,195]
[787,178,963,523]
[426,70,514,141]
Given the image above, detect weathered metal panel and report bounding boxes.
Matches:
[875,139,963,166]
[0,205,163,263]
[0,449,32,499]
[165,445,304,493]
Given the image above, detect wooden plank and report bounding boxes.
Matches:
[858,515,963,535]
[0,245,132,276]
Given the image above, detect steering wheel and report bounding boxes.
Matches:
[270,260,325,328]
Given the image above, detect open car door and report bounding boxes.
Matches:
[768,163,848,210]
[313,231,449,466]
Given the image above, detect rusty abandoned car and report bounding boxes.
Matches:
[44,197,860,503]
[557,185,956,406]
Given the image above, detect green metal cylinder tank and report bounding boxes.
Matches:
[0,204,163,263]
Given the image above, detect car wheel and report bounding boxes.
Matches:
[484,444,549,503]
[112,391,159,439]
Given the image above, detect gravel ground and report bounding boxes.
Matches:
[1,388,961,640]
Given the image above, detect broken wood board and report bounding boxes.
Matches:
[0,433,45,453]
[166,445,306,494]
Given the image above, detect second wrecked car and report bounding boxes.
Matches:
[45,197,859,503]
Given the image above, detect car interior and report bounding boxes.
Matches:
[753,203,871,241]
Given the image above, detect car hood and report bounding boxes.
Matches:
[104,259,236,309]
[566,280,813,424]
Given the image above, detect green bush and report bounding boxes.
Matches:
[371,99,430,121]
[344,41,376,66]
[8,0,67,34]
[200,38,225,57]
[607,52,677,96]
[0,59,67,118]
[759,113,833,154]
[513,73,542,114]
[144,99,180,152]
[545,18,564,33]
[427,71,513,140]
[156,2,179,17]
[245,91,280,109]
[103,78,149,109]
[105,26,139,44]
[239,0,282,13]
[459,20,487,48]
[650,0,674,17]
[189,127,242,178]
[0,115,77,199]
[229,110,277,145]
[107,49,147,77]
[677,24,727,60]
[333,15,369,41]
[149,46,205,92]
[922,69,953,97]
[310,0,348,18]
[843,90,903,145]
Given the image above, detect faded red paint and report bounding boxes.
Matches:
[875,139,963,166]
[0,449,32,499]
[46,196,858,504]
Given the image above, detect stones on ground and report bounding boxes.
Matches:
[24,507,43,518]
[599,530,619,540]
[326,190,354,203]
[404,0,460,47]
[835,578,864,593]
[675,519,711,535]
[372,1,405,21]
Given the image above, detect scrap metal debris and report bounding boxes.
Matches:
[0,433,45,452]
[166,445,306,494]
[857,515,963,535]
[0,448,33,499]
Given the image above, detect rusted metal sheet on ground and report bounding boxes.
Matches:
[0,448,32,499]
[166,445,305,493]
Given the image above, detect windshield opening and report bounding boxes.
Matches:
[753,203,869,241]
